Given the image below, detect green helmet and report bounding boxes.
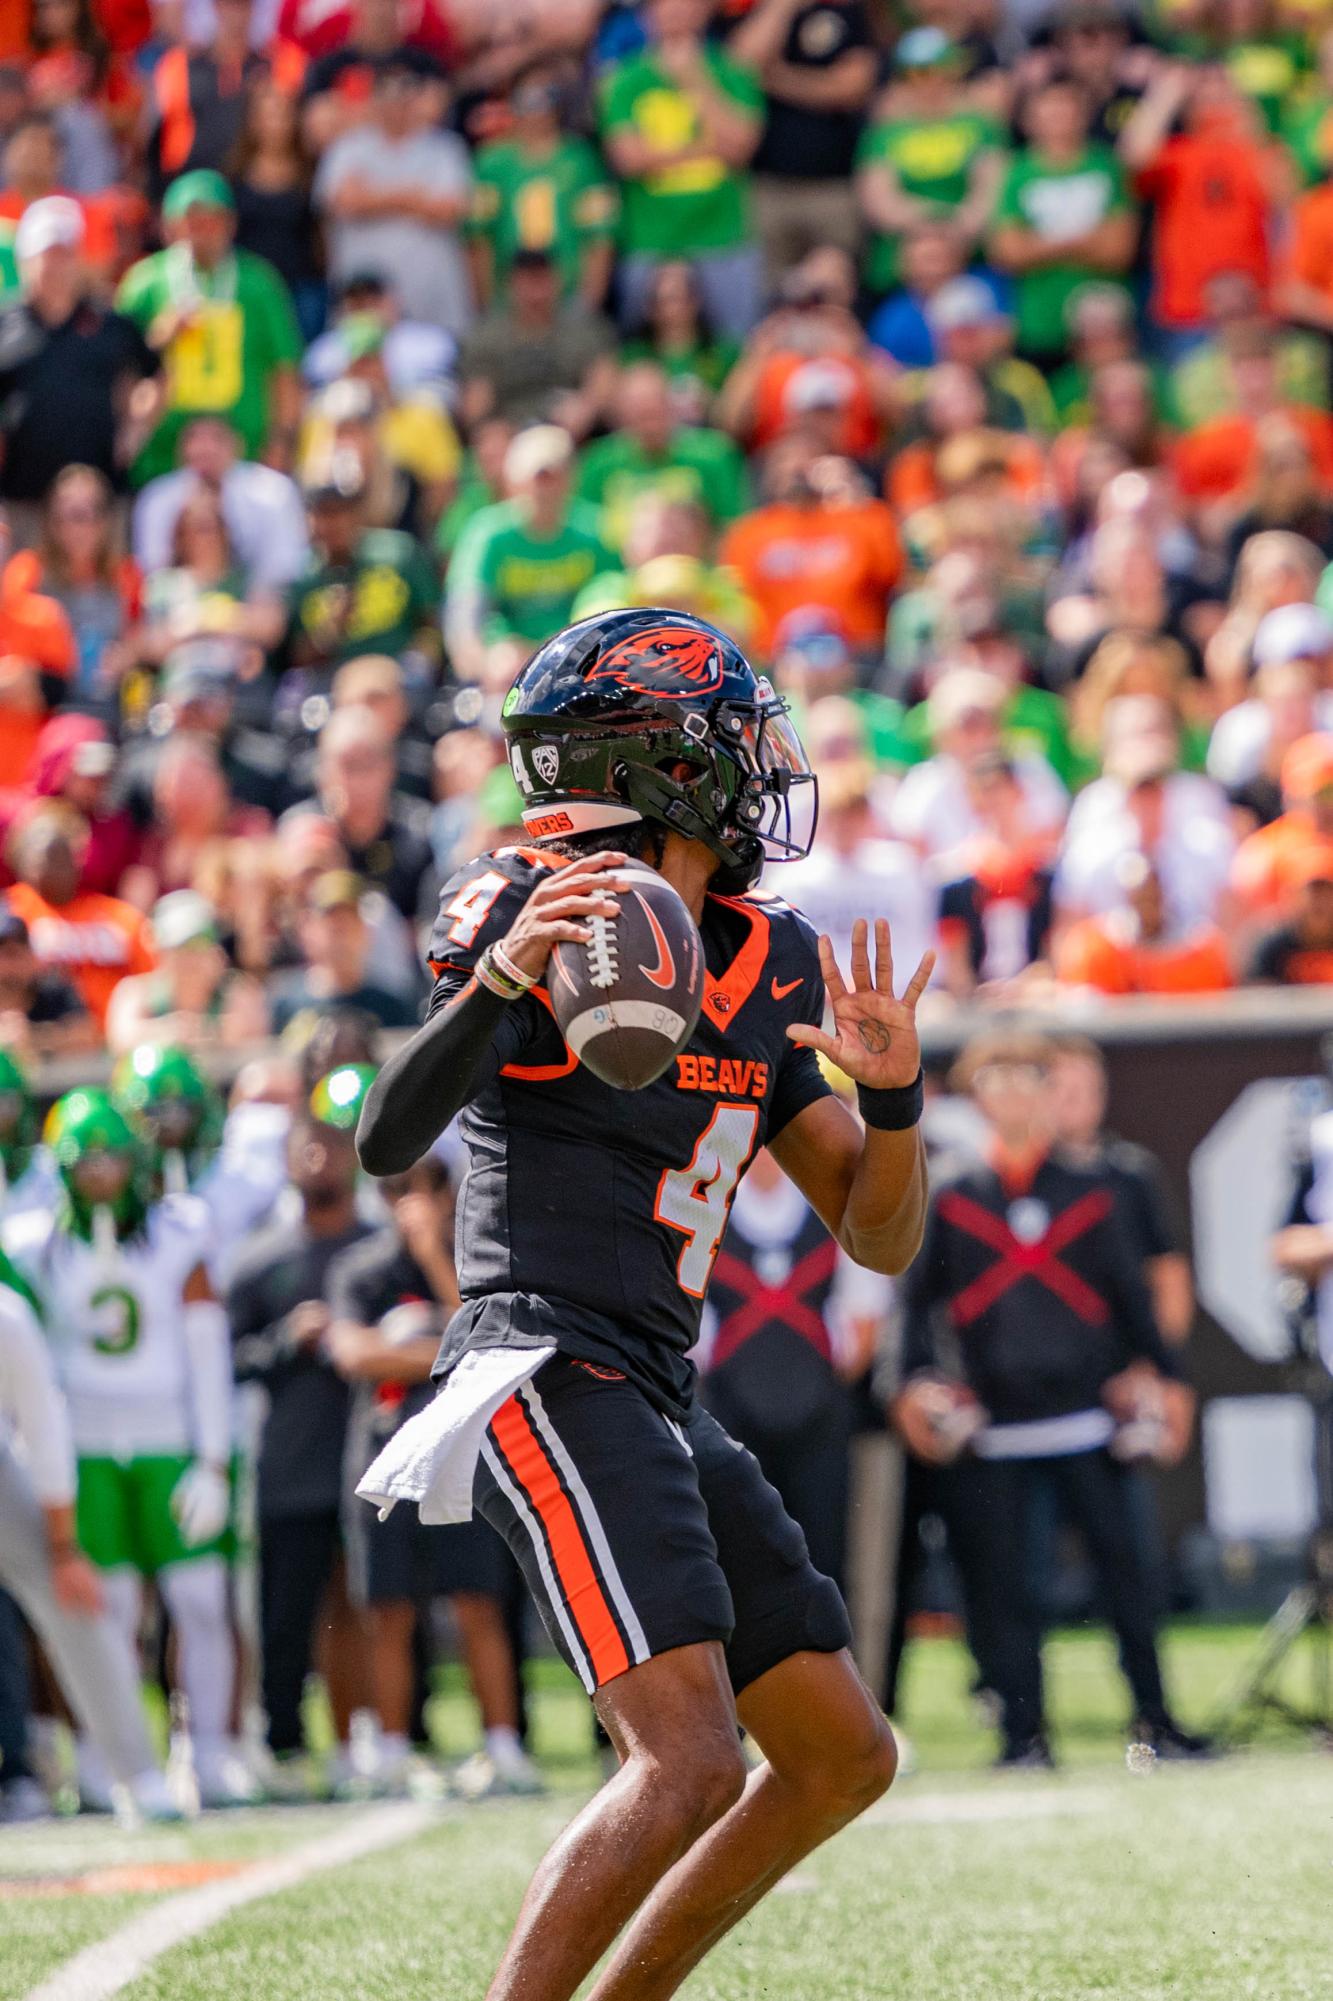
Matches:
[309,1063,376,1133]
[111,1044,223,1189]
[45,1088,153,1242]
[0,1049,37,1187]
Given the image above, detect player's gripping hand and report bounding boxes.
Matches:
[787,918,934,1089]
[499,852,634,982]
[171,1462,231,1549]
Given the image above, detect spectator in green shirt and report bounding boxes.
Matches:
[116,169,305,487]
[287,464,441,675]
[599,0,766,338]
[576,362,749,553]
[989,76,1136,365]
[445,424,611,685]
[467,63,618,310]
[855,28,1006,298]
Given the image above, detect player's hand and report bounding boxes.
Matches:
[892,1377,986,1464]
[171,1463,231,1548]
[786,920,934,1091]
[500,852,634,982]
[51,1550,103,1617]
[286,1301,331,1352]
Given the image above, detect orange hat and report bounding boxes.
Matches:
[1280,733,1333,801]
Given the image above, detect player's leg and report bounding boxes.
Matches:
[258,1509,338,1759]
[157,1560,234,1781]
[588,1647,895,2001]
[586,1410,892,2000]
[0,1446,159,1793]
[438,1514,534,1789]
[485,1642,746,2001]
[473,1358,745,2001]
[71,1455,152,1804]
[1052,1450,1175,1728]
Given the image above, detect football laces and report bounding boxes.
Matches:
[585,913,619,990]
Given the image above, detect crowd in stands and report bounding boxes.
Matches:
[0,0,1328,1049]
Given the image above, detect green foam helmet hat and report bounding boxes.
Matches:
[310,1063,377,1133]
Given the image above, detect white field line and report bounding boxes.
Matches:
[863,1786,1111,1827]
[22,1800,436,2001]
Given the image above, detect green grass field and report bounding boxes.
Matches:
[3,1624,1331,2001]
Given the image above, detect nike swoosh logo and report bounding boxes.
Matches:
[635,890,677,991]
[771,976,803,1000]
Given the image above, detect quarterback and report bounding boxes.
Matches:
[358,609,931,2000]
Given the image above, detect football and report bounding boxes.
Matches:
[548,860,704,1090]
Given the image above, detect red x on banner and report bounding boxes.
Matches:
[938,1189,1113,1328]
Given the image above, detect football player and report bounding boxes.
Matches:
[5,1090,248,1810]
[0,1051,49,1224]
[111,1044,290,1284]
[358,609,932,2001]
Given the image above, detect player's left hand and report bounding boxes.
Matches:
[786,919,934,1091]
[171,1463,231,1548]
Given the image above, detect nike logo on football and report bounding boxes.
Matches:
[770,976,803,1000]
[635,891,677,991]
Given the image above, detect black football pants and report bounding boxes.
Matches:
[258,1510,341,1756]
[700,1381,853,1591]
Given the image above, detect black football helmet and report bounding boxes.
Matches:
[500,608,817,888]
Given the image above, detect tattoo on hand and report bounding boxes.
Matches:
[857,1021,891,1055]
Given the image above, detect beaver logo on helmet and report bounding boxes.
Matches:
[589,624,725,700]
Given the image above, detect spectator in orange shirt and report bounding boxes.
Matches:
[1231,730,1333,913]
[1119,62,1289,341]
[1054,852,1234,995]
[719,439,903,662]
[715,251,899,460]
[1277,166,1333,339]
[1170,331,1333,512]
[4,800,155,1027]
[0,505,76,790]
[887,363,1049,521]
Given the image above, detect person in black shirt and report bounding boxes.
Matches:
[897,1030,1207,1767]
[270,869,421,1034]
[726,0,876,283]
[1246,858,1333,988]
[329,1155,540,1797]
[0,199,159,525]
[0,902,94,1059]
[310,703,435,921]
[1048,1034,1193,1345]
[228,1074,376,1782]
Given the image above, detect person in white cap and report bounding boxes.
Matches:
[445,424,609,686]
[1207,602,1333,792]
[0,196,160,544]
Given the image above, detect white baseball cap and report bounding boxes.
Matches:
[504,424,573,486]
[1252,602,1333,668]
[15,196,85,263]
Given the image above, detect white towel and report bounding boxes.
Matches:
[355,1345,556,1525]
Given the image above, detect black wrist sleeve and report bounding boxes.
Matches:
[356,976,523,1176]
[857,1070,924,1132]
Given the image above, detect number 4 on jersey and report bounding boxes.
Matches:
[655,1105,760,1298]
[444,870,508,949]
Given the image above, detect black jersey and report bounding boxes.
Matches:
[902,1153,1179,1428]
[424,846,833,1416]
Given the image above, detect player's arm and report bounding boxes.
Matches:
[0,1290,104,1613]
[173,1263,233,1548]
[770,919,933,1277]
[357,853,631,1176]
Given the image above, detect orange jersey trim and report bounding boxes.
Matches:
[700,895,771,1032]
[489,1393,629,1685]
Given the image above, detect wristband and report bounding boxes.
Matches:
[475,945,531,1002]
[490,940,538,992]
[857,1069,924,1132]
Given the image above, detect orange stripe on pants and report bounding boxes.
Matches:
[489,1394,630,1686]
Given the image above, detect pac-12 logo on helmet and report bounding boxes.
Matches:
[532,744,560,785]
[588,623,726,700]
